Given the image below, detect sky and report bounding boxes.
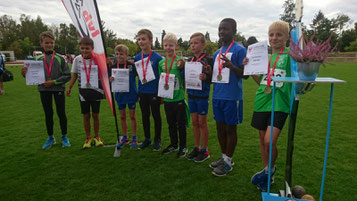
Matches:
[1,0,356,43]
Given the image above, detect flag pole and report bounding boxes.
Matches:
[93,0,121,148]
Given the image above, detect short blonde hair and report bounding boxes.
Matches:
[114,44,129,55]
[190,32,206,44]
[269,21,289,37]
[163,33,178,44]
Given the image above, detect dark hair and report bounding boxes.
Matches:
[246,36,258,46]
[221,18,237,32]
[79,37,94,47]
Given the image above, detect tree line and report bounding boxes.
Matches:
[0,3,356,60]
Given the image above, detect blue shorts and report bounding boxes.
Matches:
[212,99,243,125]
[188,98,209,115]
[118,103,136,110]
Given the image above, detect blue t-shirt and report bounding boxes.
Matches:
[110,62,138,105]
[186,54,213,98]
[134,51,162,94]
[212,42,246,101]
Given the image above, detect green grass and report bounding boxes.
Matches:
[0,63,356,201]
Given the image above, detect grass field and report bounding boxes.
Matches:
[0,63,356,201]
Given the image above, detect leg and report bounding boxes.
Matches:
[191,113,200,148]
[83,113,91,138]
[139,93,151,139]
[40,91,54,136]
[259,130,269,167]
[92,112,100,138]
[150,95,162,143]
[176,101,187,149]
[129,109,137,136]
[53,91,67,135]
[264,126,282,167]
[164,102,178,147]
[119,109,128,136]
[216,121,227,155]
[225,124,237,158]
[198,114,209,149]
[0,81,4,94]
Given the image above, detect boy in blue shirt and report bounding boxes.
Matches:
[210,18,248,176]
[21,31,71,149]
[134,29,163,151]
[109,45,138,149]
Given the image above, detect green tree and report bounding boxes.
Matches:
[154,37,160,49]
[205,31,211,42]
[19,37,33,58]
[334,13,351,36]
[203,41,219,56]
[345,41,357,51]
[161,30,166,46]
[0,15,20,50]
[280,0,295,30]
[339,29,357,52]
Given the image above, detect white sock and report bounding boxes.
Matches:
[222,153,227,159]
[224,156,232,166]
[264,166,276,174]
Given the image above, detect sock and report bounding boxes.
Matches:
[48,135,54,139]
[132,136,137,140]
[222,153,227,159]
[196,146,200,151]
[264,166,276,174]
[201,147,207,153]
[62,134,67,138]
[224,156,232,166]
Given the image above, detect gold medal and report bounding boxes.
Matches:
[264,87,271,94]
[142,78,147,84]
[86,83,91,88]
[217,74,222,81]
[164,84,169,90]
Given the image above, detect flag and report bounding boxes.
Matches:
[61,0,114,113]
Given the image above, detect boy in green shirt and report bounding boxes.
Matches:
[244,21,291,191]
[158,33,187,157]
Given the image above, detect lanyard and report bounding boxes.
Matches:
[82,56,93,84]
[191,53,206,62]
[141,50,152,79]
[44,51,55,78]
[266,47,285,87]
[218,41,234,75]
[117,61,127,69]
[165,55,177,84]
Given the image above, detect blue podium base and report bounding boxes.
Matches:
[262,192,312,201]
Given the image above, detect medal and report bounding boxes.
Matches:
[141,50,153,84]
[164,84,169,90]
[142,78,147,84]
[217,41,234,81]
[82,56,93,89]
[86,83,91,88]
[44,51,56,79]
[217,74,222,81]
[264,87,271,94]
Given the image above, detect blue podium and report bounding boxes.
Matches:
[262,77,346,201]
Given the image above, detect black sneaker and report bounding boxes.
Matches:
[186,147,200,160]
[152,141,161,151]
[177,147,188,158]
[138,138,151,150]
[162,144,178,154]
[193,149,210,162]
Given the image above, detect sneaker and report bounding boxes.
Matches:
[131,137,138,149]
[152,141,161,151]
[251,166,276,185]
[186,147,200,160]
[212,161,233,176]
[162,144,179,154]
[61,136,71,148]
[193,149,210,162]
[93,137,104,147]
[42,137,56,149]
[209,158,235,169]
[138,138,151,150]
[117,135,129,149]
[256,177,275,192]
[177,147,188,158]
[83,138,93,149]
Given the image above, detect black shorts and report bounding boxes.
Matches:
[80,100,101,114]
[251,111,288,131]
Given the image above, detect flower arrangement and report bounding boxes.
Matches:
[289,34,338,63]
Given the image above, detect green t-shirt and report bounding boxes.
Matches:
[254,47,291,113]
[158,56,185,102]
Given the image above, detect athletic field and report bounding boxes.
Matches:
[0,63,355,201]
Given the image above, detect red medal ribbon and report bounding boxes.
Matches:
[165,55,177,85]
[266,47,285,87]
[82,56,93,85]
[44,51,56,78]
[191,53,206,62]
[141,50,153,80]
[218,41,234,75]
[117,61,127,69]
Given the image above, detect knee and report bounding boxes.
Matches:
[92,113,99,120]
